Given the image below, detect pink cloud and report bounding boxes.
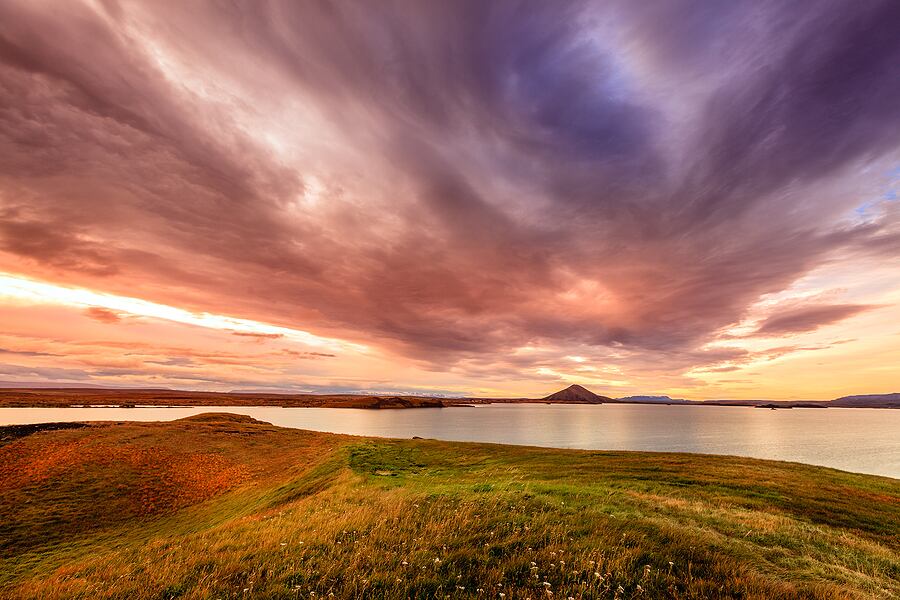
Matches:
[0,0,897,393]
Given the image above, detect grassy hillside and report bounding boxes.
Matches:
[0,414,897,599]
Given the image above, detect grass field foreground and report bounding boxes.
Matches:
[0,413,898,599]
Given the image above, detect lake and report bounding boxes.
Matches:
[2,404,898,479]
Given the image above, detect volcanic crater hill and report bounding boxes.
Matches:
[541,384,612,403]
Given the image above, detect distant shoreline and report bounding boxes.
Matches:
[0,387,897,409]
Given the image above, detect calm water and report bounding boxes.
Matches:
[2,404,898,479]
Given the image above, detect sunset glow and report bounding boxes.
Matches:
[1,1,898,399]
[0,273,363,351]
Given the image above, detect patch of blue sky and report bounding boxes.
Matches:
[851,165,899,222]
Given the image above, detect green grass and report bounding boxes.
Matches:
[0,413,897,599]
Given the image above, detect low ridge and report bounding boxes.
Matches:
[542,384,611,403]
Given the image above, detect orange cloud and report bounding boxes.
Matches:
[84,306,123,324]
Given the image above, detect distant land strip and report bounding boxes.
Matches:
[0,385,897,409]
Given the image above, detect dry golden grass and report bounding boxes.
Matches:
[0,413,897,599]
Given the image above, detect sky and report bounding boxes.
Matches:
[0,1,899,399]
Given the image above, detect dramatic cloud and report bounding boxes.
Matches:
[755,304,875,336]
[0,0,898,396]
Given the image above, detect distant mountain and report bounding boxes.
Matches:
[543,384,611,403]
[617,395,691,404]
[829,393,900,408]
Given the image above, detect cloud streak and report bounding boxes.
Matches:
[755,304,876,336]
[0,0,898,395]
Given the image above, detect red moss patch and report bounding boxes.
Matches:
[0,436,251,514]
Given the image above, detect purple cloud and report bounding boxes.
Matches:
[756,304,875,335]
[0,0,897,380]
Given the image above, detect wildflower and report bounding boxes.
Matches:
[401,561,408,566]
[543,582,552,587]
